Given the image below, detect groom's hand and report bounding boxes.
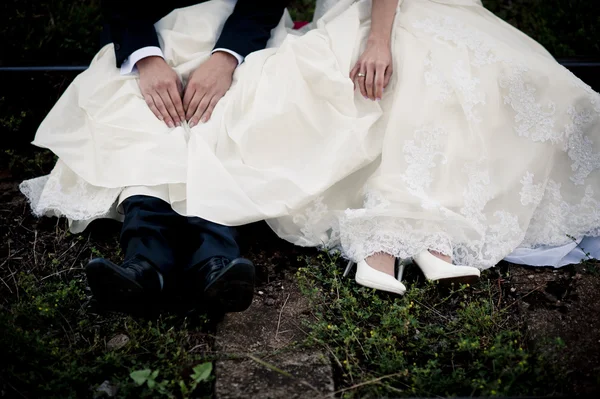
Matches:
[137,56,185,128]
[183,52,238,127]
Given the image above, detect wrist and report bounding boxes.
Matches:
[367,35,391,48]
[135,55,165,71]
[211,51,238,72]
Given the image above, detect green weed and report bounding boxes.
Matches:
[0,273,213,398]
[297,252,567,397]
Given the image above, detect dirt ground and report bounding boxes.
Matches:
[509,263,600,393]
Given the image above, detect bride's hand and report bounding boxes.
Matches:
[350,39,393,101]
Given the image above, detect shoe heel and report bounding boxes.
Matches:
[395,259,405,281]
[343,260,355,278]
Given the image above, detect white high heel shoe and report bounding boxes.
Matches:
[412,250,480,283]
[343,259,406,295]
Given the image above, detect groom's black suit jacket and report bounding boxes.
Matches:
[101,0,289,67]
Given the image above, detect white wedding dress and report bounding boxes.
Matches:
[20,0,600,269]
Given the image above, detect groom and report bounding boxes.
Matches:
[86,0,289,314]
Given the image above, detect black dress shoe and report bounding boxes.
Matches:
[85,257,163,311]
[194,257,255,313]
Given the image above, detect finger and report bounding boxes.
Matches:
[145,95,163,122]
[199,94,222,123]
[185,89,205,121]
[183,86,195,115]
[374,64,386,100]
[190,95,211,127]
[158,88,181,126]
[176,78,184,96]
[384,65,393,88]
[168,83,185,123]
[365,62,376,100]
[357,65,368,99]
[152,94,175,128]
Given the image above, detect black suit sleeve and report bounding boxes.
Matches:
[101,0,163,67]
[214,0,290,58]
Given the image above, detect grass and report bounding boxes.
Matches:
[0,160,218,398]
[0,279,213,398]
[0,0,102,65]
[481,0,600,57]
[297,253,568,397]
[0,209,217,398]
[288,0,316,23]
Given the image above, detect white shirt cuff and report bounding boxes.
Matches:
[120,46,164,75]
[212,48,244,65]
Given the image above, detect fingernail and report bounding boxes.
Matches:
[201,117,207,123]
[376,98,381,102]
[363,96,368,100]
[189,121,195,128]
[168,122,174,128]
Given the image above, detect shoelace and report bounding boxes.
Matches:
[127,261,147,276]
[204,257,229,271]
[125,258,164,290]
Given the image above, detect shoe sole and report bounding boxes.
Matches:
[355,276,406,295]
[203,259,255,313]
[85,261,146,310]
[435,274,480,285]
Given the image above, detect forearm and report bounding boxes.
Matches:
[214,0,289,58]
[368,0,399,46]
[101,0,161,66]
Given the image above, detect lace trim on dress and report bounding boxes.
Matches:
[19,161,121,222]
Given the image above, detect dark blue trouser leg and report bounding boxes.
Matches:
[120,195,184,276]
[120,194,241,277]
[185,216,241,272]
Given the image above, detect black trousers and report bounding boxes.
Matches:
[119,195,240,275]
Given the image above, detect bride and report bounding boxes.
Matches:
[21,0,600,295]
